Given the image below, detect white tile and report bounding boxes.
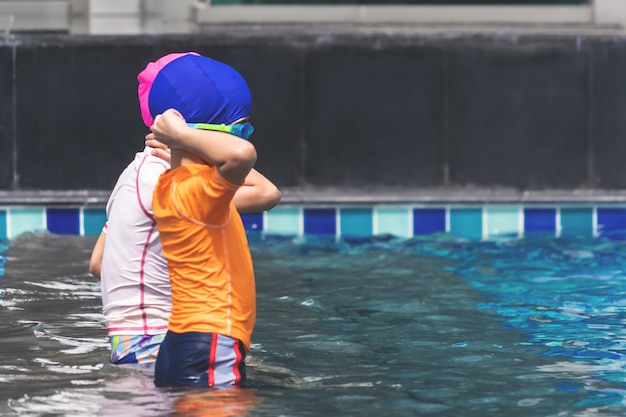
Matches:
[89,16,142,34]
[89,0,141,15]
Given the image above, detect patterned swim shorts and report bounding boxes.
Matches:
[110,334,166,365]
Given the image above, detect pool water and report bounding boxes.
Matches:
[1,232,626,416]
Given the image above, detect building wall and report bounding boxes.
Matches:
[1,28,625,192]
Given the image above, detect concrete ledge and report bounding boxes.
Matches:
[277,187,626,204]
[4,188,626,206]
[0,1,69,32]
[193,4,593,26]
[0,190,110,205]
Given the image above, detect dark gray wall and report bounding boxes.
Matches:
[1,29,625,191]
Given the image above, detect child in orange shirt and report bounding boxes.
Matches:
[142,52,262,388]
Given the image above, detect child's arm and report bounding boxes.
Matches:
[146,138,171,163]
[236,169,281,213]
[148,109,257,185]
[146,137,281,213]
[89,231,106,279]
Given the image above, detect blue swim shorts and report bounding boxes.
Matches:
[110,334,165,365]
[154,331,247,388]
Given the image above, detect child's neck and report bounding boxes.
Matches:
[171,149,207,169]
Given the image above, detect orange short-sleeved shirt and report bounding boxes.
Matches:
[152,164,255,352]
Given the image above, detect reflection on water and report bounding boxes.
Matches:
[170,388,262,417]
[2,232,626,415]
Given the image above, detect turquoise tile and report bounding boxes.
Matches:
[375,207,411,238]
[9,207,45,238]
[486,206,520,238]
[560,207,593,237]
[450,208,483,239]
[0,209,6,240]
[83,207,107,236]
[340,207,373,237]
[266,206,301,236]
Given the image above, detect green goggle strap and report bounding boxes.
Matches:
[187,122,254,140]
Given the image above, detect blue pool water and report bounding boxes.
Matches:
[2,232,626,415]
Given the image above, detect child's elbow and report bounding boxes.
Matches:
[267,185,282,208]
[235,141,257,169]
[222,142,257,183]
[88,260,101,279]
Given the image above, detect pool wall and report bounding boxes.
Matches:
[2,27,626,191]
[2,26,626,239]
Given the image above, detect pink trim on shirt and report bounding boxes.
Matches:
[139,222,158,333]
[135,152,166,333]
[136,153,157,221]
[107,324,168,333]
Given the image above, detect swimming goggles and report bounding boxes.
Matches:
[187,122,255,140]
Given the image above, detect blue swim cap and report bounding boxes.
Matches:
[138,52,251,127]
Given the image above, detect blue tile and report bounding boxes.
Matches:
[340,208,373,237]
[47,208,80,235]
[0,209,6,240]
[83,207,107,236]
[413,208,446,235]
[597,208,626,234]
[304,208,336,236]
[524,208,556,234]
[241,212,264,232]
[449,208,483,239]
[560,207,593,236]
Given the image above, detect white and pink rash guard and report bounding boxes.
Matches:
[100,147,171,336]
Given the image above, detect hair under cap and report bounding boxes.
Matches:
[137,52,252,127]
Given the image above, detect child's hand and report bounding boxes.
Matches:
[145,138,171,163]
[147,109,188,148]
